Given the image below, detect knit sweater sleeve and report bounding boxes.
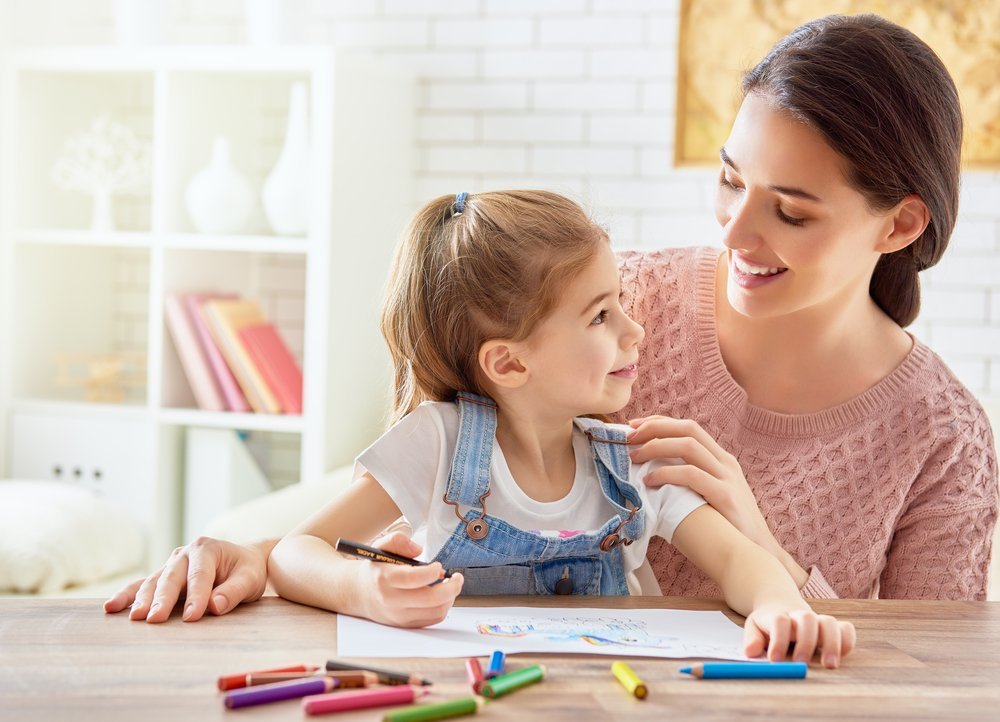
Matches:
[879,403,998,600]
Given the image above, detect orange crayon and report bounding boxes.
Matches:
[217,664,319,691]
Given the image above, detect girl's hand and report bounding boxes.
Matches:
[744,605,857,669]
[357,531,464,628]
[627,415,807,585]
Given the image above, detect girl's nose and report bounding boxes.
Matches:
[622,315,644,348]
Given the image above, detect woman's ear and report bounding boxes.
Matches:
[479,340,529,389]
[876,194,930,254]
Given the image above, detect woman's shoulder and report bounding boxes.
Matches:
[616,244,713,279]
[907,340,995,438]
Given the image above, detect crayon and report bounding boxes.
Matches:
[464,658,484,693]
[224,676,337,709]
[217,664,319,691]
[326,659,432,686]
[303,685,430,716]
[486,651,505,679]
[679,662,808,679]
[479,664,546,699]
[611,661,647,699]
[383,697,484,722]
[336,538,452,578]
[248,670,378,688]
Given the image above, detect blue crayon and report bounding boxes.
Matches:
[486,650,506,679]
[679,662,807,679]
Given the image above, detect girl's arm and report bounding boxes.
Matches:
[670,504,855,668]
[268,472,464,628]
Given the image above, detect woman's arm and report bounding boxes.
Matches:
[268,472,464,627]
[627,415,812,589]
[104,537,275,622]
[671,505,855,667]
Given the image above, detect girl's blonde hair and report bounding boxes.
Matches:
[381,190,608,425]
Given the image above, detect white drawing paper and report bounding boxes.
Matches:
[337,606,749,660]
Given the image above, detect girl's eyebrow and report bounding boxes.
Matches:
[581,292,611,316]
[720,146,824,203]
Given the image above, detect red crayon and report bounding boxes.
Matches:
[302,685,430,716]
[217,664,319,691]
[465,657,484,693]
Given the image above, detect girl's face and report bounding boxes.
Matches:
[715,92,894,321]
[520,242,645,418]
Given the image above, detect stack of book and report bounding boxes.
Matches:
[164,292,304,415]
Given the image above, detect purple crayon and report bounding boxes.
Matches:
[223,675,338,709]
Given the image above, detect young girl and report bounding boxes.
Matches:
[268,190,856,667]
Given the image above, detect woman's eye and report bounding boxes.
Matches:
[718,171,742,191]
[591,310,608,325]
[777,207,806,226]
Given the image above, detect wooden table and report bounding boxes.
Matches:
[1,596,998,721]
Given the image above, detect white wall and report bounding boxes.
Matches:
[6,0,1000,401]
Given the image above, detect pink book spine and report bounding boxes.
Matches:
[164,294,226,411]
[186,294,251,413]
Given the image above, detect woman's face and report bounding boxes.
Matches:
[714,92,894,321]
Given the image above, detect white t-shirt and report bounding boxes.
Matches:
[354,401,706,595]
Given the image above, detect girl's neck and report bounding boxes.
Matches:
[714,252,913,414]
[494,405,577,503]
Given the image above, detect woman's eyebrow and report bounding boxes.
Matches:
[720,146,823,203]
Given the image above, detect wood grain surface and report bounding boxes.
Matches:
[1,596,998,721]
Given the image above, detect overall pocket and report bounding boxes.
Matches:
[459,564,534,595]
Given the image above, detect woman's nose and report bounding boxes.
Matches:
[717,191,763,253]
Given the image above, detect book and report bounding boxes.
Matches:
[238,323,304,415]
[185,293,251,413]
[200,298,282,414]
[164,293,226,411]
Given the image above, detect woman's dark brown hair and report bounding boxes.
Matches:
[742,14,963,327]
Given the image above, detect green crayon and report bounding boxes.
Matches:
[479,665,546,699]
[382,696,484,722]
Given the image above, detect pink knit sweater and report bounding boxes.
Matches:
[616,246,998,600]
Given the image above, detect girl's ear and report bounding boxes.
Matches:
[876,194,930,254]
[479,340,529,389]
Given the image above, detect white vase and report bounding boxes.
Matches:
[91,187,114,232]
[262,82,310,236]
[184,137,255,235]
[245,0,288,46]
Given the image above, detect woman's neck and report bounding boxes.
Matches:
[714,252,913,414]
[494,405,577,503]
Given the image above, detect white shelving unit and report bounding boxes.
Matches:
[0,47,414,565]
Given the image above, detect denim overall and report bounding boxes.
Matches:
[430,393,645,596]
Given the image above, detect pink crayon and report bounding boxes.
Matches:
[302,685,430,715]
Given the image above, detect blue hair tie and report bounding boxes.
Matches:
[452,191,469,217]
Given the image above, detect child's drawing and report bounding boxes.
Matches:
[476,615,678,648]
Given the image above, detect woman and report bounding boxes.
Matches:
[106,14,997,624]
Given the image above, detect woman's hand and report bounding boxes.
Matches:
[356,532,464,628]
[744,605,857,668]
[103,537,272,623]
[627,415,808,587]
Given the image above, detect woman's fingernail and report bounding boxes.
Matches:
[824,654,837,668]
[148,603,160,617]
[213,594,228,614]
[183,603,194,620]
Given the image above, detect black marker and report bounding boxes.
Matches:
[335,538,453,579]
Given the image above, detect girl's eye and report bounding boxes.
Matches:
[777,207,806,226]
[591,310,608,325]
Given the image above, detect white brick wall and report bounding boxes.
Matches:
[7,0,1000,401]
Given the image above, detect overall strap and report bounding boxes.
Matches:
[574,417,644,541]
[443,392,497,507]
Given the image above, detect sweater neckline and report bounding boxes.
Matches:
[693,247,930,437]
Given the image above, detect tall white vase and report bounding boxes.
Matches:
[262,82,310,236]
[184,137,255,235]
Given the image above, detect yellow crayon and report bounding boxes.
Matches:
[611,661,647,700]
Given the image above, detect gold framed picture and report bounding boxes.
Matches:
[675,1,1000,168]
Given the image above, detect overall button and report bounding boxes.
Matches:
[466,519,489,540]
